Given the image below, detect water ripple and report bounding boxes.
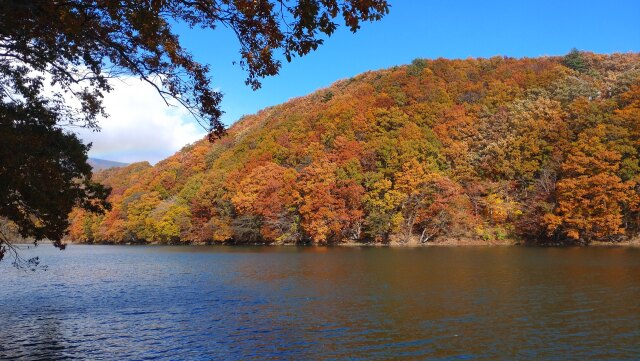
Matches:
[1,245,639,360]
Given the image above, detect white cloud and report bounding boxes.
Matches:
[74,77,207,164]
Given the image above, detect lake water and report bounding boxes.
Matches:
[1,245,639,360]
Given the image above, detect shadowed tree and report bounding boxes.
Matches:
[0,103,110,266]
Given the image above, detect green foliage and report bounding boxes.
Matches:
[563,49,589,73]
[322,91,334,103]
[407,58,428,76]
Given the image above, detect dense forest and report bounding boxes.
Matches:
[67,52,640,245]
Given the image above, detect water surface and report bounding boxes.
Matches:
[1,245,639,360]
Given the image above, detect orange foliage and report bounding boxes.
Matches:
[67,53,640,245]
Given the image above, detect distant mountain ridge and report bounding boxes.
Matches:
[88,158,129,171]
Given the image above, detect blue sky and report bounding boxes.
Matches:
[81,0,640,163]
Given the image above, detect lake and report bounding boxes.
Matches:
[1,245,639,360]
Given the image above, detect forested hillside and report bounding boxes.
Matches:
[68,52,640,245]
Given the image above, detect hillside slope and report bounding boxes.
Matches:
[68,52,640,245]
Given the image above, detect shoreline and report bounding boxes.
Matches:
[61,238,640,248]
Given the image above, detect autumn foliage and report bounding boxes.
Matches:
[68,52,640,245]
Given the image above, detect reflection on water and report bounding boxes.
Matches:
[1,245,639,360]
